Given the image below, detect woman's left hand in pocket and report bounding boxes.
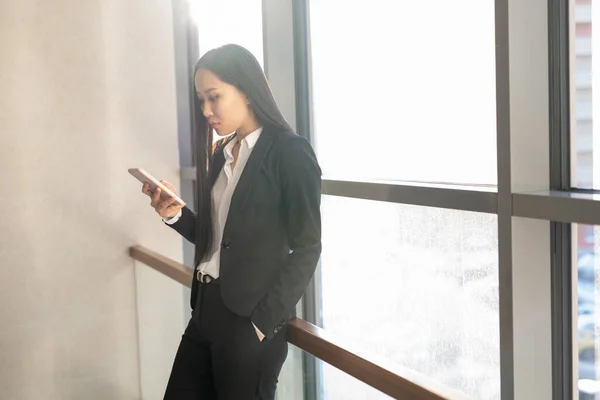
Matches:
[254,325,265,342]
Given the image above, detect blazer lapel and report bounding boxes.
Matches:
[228,127,275,214]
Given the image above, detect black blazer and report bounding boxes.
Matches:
[167,126,322,339]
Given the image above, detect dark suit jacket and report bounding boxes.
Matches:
[167,126,322,339]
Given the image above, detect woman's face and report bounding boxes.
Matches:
[195,69,254,136]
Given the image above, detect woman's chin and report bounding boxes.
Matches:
[213,127,235,137]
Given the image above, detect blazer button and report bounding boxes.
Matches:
[221,241,230,249]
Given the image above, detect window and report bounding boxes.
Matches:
[307,1,500,397]
[276,346,306,400]
[191,0,264,144]
[571,0,594,188]
[318,196,500,398]
[308,0,497,185]
[568,2,600,395]
[575,225,600,399]
[320,361,393,399]
[191,0,264,65]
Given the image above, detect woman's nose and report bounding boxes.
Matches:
[202,102,212,118]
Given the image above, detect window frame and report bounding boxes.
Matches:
[549,0,574,398]
[293,0,556,399]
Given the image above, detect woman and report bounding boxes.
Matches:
[142,44,322,399]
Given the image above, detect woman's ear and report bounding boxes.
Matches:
[245,95,250,105]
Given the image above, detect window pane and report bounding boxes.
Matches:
[319,195,500,399]
[285,349,394,399]
[575,224,600,399]
[320,361,393,399]
[192,0,264,65]
[309,1,497,185]
[275,345,305,400]
[571,0,594,188]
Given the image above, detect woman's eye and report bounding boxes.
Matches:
[209,95,219,102]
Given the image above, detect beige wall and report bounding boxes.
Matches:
[0,0,186,399]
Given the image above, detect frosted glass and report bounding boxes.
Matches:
[319,195,500,399]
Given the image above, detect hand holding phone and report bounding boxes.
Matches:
[129,168,186,219]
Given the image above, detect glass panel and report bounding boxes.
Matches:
[309,0,497,185]
[319,195,500,399]
[191,0,264,65]
[293,349,394,399]
[571,0,594,188]
[276,345,305,400]
[320,361,393,400]
[575,225,600,399]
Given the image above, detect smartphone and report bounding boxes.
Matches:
[128,168,186,207]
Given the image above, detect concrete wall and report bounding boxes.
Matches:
[0,0,186,398]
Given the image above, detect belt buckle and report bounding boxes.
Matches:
[196,270,212,284]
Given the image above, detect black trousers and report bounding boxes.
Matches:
[164,282,288,400]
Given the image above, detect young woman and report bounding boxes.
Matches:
[142,44,322,399]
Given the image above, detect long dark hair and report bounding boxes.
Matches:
[192,44,293,267]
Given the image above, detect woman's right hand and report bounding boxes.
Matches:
[142,180,185,219]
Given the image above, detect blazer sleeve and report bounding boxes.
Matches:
[165,142,226,245]
[251,135,322,339]
[165,205,197,244]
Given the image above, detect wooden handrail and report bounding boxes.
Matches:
[130,246,193,287]
[287,319,471,400]
[130,245,469,400]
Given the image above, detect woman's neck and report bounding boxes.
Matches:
[236,116,262,140]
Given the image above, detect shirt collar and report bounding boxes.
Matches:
[240,126,263,150]
[223,127,263,161]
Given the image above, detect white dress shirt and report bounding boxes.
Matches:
[164,127,265,338]
[166,127,263,278]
